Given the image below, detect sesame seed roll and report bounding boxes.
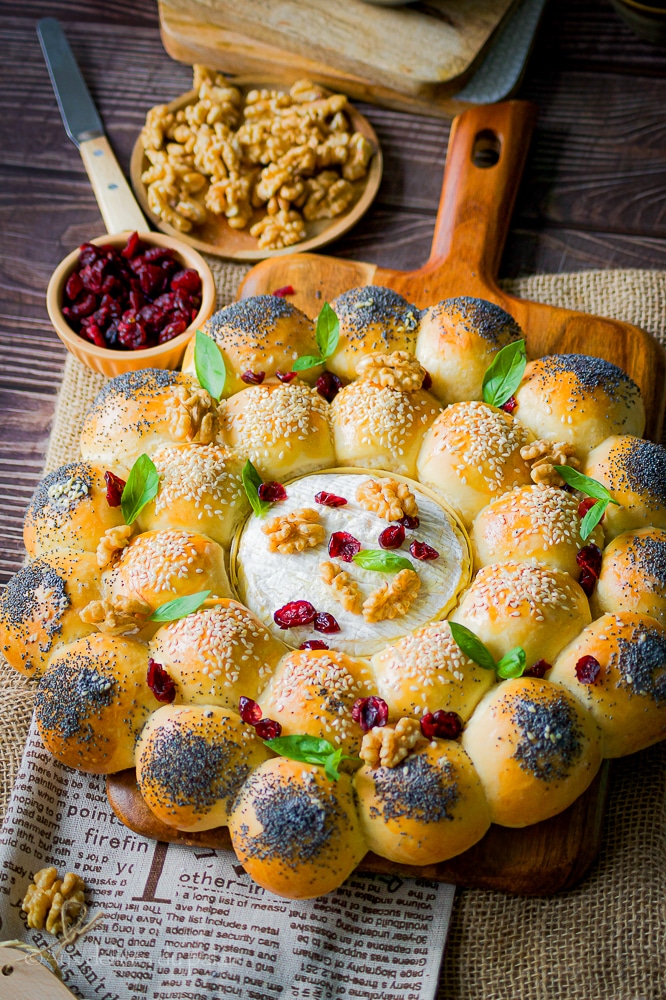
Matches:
[592,527,666,624]
[415,296,524,404]
[462,678,603,827]
[326,286,420,382]
[584,434,666,540]
[513,354,645,460]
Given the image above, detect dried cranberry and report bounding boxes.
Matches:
[170,268,201,294]
[299,640,329,650]
[241,370,266,385]
[255,718,282,740]
[328,531,361,562]
[576,655,601,685]
[147,658,176,703]
[578,497,604,522]
[576,543,603,597]
[129,288,146,312]
[276,370,297,383]
[421,371,432,391]
[524,658,551,678]
[314,612,340,634]
[501,396,518,414]
[86,323,106,348]
[137,263,167,297]
[351,696,389,732]
[65,271,83,301]
[410,540,439,561]
[143,245,174,263]
[420,710,463,740]
[315,491,347,508]
[258,481,287,503]
[158,318,188,344]
[379,524,405,549]
[316,371,343,402]
[68,293,98,319]
[78,242,102,266]
[238,696,263,725]
[104,470,126,507]
[272,285,295,297]
[400,514,420,530]
[121,231,144,258]
[274,601,317,629]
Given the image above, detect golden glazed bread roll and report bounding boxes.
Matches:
[592,527,666,624]
[416,401,533,526]
[35,633,157,773]
[326,286,420,382]
[257,649,374,756]
[136,704,271,832]
[0,553,101,677]
[471,485,604,576]
[513,355,645,459]
[80,368,210,472]
[148,599,288,708]
[549,613,666,758]
[462,678,602,827]
[219,381,335,481]
[135,443,248,548]
[584,435,666,540]
[23,462,125,559]
[181,296,318,397]
[371,620,495,721]
[415,296,524,404]
[355,740,491,864]
[330,379,442,478]
[450,561,591,667]
[228,756,367,898]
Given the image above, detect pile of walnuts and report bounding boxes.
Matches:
[140,67,374,250]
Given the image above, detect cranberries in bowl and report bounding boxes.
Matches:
[46,230,216,377]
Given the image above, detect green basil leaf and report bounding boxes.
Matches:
[482,340,527,408]
[121,453,160,525]
[194,328,226,401]
[580,498,609,541]
[315,302,340,361]
[324,747,343,782]
[448,622,496,672]
[496,646,527,680]
[352,550,414,573]
[242,459,271,517]
[149,589,211,623]
[292,354,324,372]
[553,466,619,504]
[264,734,359,782]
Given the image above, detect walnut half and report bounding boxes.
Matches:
[356,478,419,521]
[362,568,421,623]
[520,439,581,487]
[22,866,86,935]
[356,350,426,392]
[80,594,151,635]
[263,508,326,554]
[360,718,425,769]
[320,560,363,615]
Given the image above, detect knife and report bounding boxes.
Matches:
[37,17,147,235]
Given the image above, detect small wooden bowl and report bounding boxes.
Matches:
[46,231,217,378]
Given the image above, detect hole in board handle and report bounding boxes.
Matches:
[472,129,501,169]
[1,964,13,976]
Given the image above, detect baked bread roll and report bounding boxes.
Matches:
[148,599,288,708]
[135,443,248,548]
[416,401,533,526]
[24,462,125,559]
[228,756,367,898]
[371,620,495,721]
[592,527,666,624]
[0,553,101,677]
[513,355,645,459]
[330,379,442,478]
[583,435,666,540]
[462,677,602,826]
[257,649,374,756]
[220,381,335,481]
[80,369,210,472]
[136,704,270,831]
[181,296,318,397]
[35,633,156,773]
[327,286,420,382]
[355,740,491,864]
[450,561,591,667]
[471,485,604,576]
[415,296,523,404]
[549,612,666,758]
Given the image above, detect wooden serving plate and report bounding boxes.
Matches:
[129,83,382,261]
[108,100,666,895]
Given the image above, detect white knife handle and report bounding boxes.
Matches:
[79,135,147,235]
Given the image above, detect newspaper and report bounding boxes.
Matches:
[0,720,455,999]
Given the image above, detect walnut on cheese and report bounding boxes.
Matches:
[96,524,133,569]
[263,508,326,554]
[520,439,581,487]
[22,866,86,935]
[80,594,151,635]
[320,560,363,615]
[362,568,421,623]
[356,478,419,521]
[356,351,427,392]
[360,718,425,769]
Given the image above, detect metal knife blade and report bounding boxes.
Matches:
[37,17,104,146]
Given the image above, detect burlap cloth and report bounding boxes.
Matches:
[2,265,665,1000]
